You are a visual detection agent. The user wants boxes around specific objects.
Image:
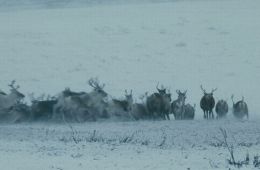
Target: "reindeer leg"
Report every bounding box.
[182,108,185,120]
[152,112,157,120]
[161,112,166,120]
[166,113,170,120]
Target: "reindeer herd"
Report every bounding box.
[0,79,249,123]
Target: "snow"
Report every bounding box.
[0,0,260,169]
[0,120,260,169]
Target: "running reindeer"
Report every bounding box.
[53,78,108,122]
[0,80,25,110]
[106,90,134,120]
[0,80,28,123]
[111,90,133,112]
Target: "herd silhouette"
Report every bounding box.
[0,79,249,123]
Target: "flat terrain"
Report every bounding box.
[0,120,259,170]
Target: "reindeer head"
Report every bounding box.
[176,90,187,104]
[200,85,217,98]
[156,83,166,95]
[8,80,25,99]
[62,88,71,97]
[125,90,134,111]
[88,78,107,97]
[125,90,133,104]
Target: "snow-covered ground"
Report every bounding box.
[0,0,260,169]
[0,120,260,170]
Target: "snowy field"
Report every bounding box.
[0,0,260,169]
[1,120,260,170]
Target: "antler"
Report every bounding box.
[88,77,105,90]
[156,82,166,91]
[8,80,20,90]
[231,94,235,104]
[156,82,160,91]
[211,88,217,93]
[166,88,171,94]
[176,90,187,95]
[65,87,70,91]
[200,85,206,93]
[125,89,133,96]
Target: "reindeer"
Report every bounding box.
[215,100,228,119]
[31,99,58,121]
[131,103,149,120]
[0,81,27,122]
[88,78,107,97]
[53,89,93,122]
[200,85,217,119]
[83,78,109,119]
[53,88,79,121]
[231,95,248,119]
[171,90,187,120]
[146,84,171,120]
[107,90,134,120]
[111,90,133,112]
[183,104,195,120]
[62,88,86,97]
[53,78,108,122]
[85,78,108,111]
[130,92,150,120]
[0,80,25,110]
[0,102,30,123]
